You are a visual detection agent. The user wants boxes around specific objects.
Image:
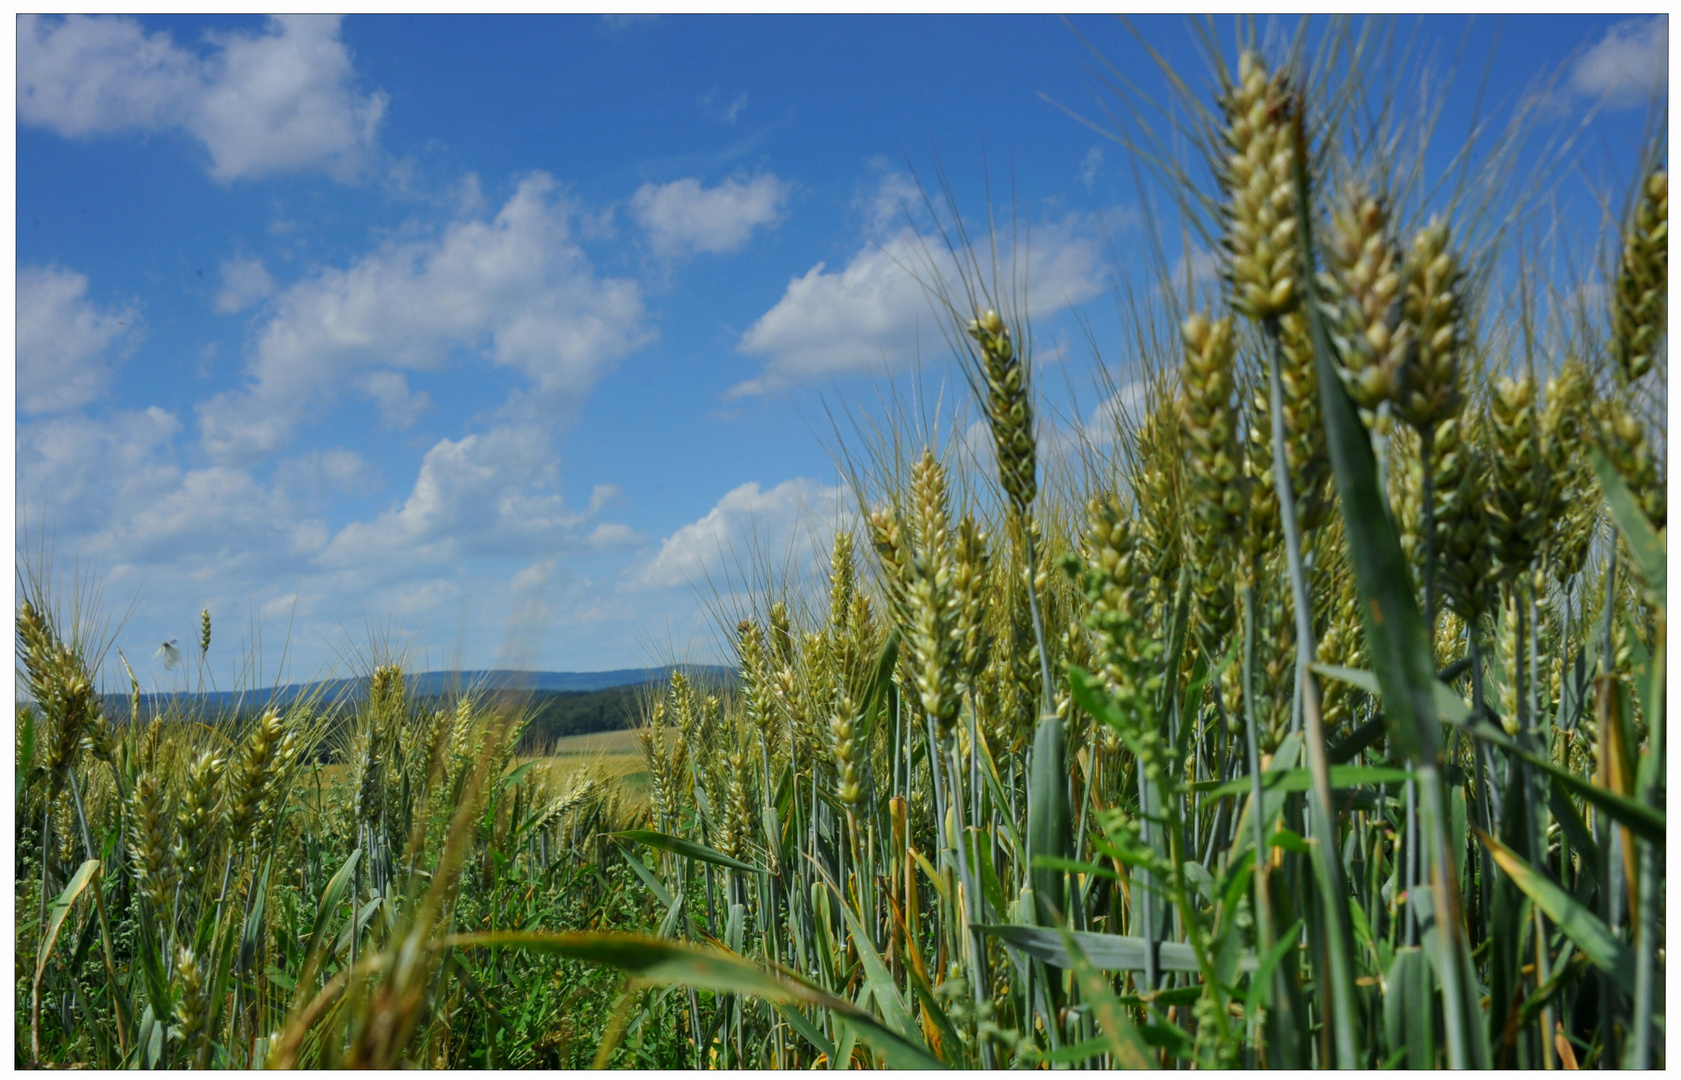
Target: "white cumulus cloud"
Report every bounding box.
[16,265,139,414]
[15,406,315,575]
[197,173,652,462]
[732,216,1107,396]
[630,173,791,260]
[1570,16,1667,108]
[17,407,181,541]
[16,403,636,681]
[18,14,386,182]
[320,424,601,569]
[635,477,847,590]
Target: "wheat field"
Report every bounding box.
[15,20,1666,1071]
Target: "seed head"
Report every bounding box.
[1320,187,1411,424]
[1220,50,1303,321]
[1390,427,1426,575]
[199,607,212,659]
[847,590,874,649]
[352,724,384,830]
[413,707,453,796]
[639,703,675,829]
[368,664,407,738]
[1178,310,1244,644]
[1396,217,1466,432]
[736,619,775,741]
[174,946,208,1062]
[226,708,286,841]
[1252,566,1296,752]
[129,770,176,911]
[1494,586,1523,736]
[966,308,1038,513]
[994,559,1042,754]
[767,601,795,669]
[829,690,864,806]
[827,532,856,640]
[446,696,478,769]
[719,743,753,854]
[1540,359,1600,583]
[1595,396,1665,531]
[953,513,992,681]
[724,743,758,853]
[1067,493,1161,730]
[532,775,600,835]
[17,601,103,787]
[903,451,965,738]
[1315,536,1367,733]
[1432,415,1496,620]
[1133,395,1185,596]
[83,711,117,766]
[1611,169,1667,387]
[1487,373,1545,578]
[142,713,162,772]
[173,751,223,882]
[16,600,55,700]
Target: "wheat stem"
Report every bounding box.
[1265,317,1358,1067]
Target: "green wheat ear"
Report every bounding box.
[1320,187,1410,427]
[1612,168,1667,387]
[1178,309,1244,646]
[1431,413,1495,621]
[1220,49,1303,321]
[225,708,286,843]
[172,945,209,1065]
[1397,217,1466,434]
[1540,359,1599,584]
[128,770,175,911]
[172,750,216,869]
[1134,393,1185,598]
[903,449,964,740]
[966,308,1037,515]
[1070,492,1159,722]
[1487,372,1545,579]
[1595,396,1666,532]
[952,512,992,683]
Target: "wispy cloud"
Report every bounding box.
[702,86,750,125]
[1078,146,1103,190]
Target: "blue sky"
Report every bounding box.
[13,14,1666,689]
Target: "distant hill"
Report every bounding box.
[92,664,735,720]
[520,685,648,747]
